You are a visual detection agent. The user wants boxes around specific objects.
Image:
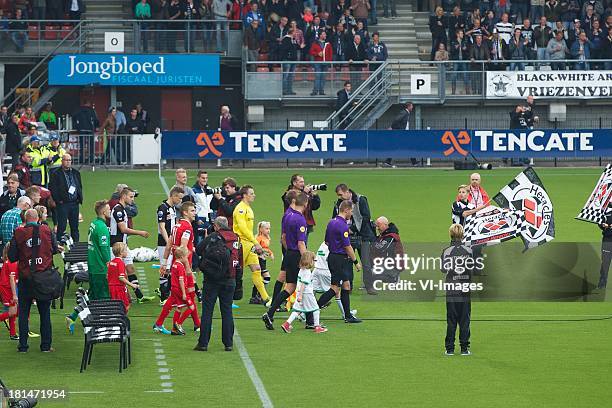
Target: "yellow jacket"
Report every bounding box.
[26,145,48,185]
[233,201,257,246]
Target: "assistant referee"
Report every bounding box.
[317,200,362,323]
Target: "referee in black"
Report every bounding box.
[441,224,473,356]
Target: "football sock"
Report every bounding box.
[336,297,345,319]
[252,271,269,300]
[0,312,8,321]
[317,288,336,308]
[286,311,300,324]
[128,275,143,299]
[159,274,170,301]
[305,312,314,326]
[251,286,258,299]
[155,300,174,326]
[263,275,271,284]
[190,298,201,327]
[272,280,283,303]
[341,289,351,319]
[267,290,290,319]
[9,315,16,336]
[172,311,181,325]
[313,310,321,326]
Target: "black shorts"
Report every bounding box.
[281,249,301,284]
[328,253,351,286]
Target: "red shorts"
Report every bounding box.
[109,285,130,311]
[168,292,188,308]
[0,286,14,307]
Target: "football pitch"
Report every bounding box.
[2,167,612,408]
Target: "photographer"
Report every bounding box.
[192,170,216,243]
[333,184,377,295]
[213,177,241,229]
[510,104,530,129]
[281,174,322,235]
[194,216,240,352]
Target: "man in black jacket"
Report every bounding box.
[280,28,298,95]
[72,102,99,165]
[0,174,25,220]
[5,115,22,166]
[390,102,417,166]
[335,81,352,129]
[212,177,241,229]
[345,34,369,87]
[333,183,377,294]
[65,0,86,20]
[372,216,404,284]
[48,154,83,241]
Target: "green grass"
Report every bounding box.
[2,167,612,408]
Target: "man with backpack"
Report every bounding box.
[194,216,241,352]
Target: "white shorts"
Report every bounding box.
[291,292,319,313]
[311,268,331,293]
[124,247,133,265]
[157,246,166,263]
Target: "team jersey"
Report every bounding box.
[170,219,194,262]
[170,260,187,294]
[185,269,195,289]
[256,233,274,258]
[314,242,329,270]
[297,268,314,294]
[0,260,18,288]
[110,203,128,245]
[88,217,112,274]
[233,201,256,246]
[451,199,475,226]
[157,201,177,246]
[107,257,127,288]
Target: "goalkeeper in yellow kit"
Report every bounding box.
[233,185,272,307]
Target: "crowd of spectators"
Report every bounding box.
[429,0,612,74]
[0,0,85,21]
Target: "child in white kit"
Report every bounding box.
[281,251,327,334]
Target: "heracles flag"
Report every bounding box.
[462,206,522,247]
[575,164,612,225]
[493,167,555,250]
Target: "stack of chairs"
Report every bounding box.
[60,237,89,309]
[74,288,132,373]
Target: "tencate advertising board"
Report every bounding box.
[48,54,220,86]
[161,129,611,160]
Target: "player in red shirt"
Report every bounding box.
[0,243,19,340]
[107,243,139,313]
[176,259,201,333]
[153,247,189,335]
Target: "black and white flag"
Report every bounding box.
[576,164,612,225]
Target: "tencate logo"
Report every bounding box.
[67,56,165,80]
[441,131,470,156]
[196,132,225,158]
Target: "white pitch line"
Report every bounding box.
[159,173,272,407]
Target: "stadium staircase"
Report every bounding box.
[83,0,134,53]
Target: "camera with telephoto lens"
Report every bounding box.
[211,187,223,195]
[0,379,38,408]
[308,184,327,191]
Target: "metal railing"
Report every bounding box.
[0,19,86,57]
[68,133,135,168]
[325,61,396,130]
[0,21,86,111]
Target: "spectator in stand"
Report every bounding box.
[345,34,369,87]
[553,20,568,40]
[490,28,509,69]
[434,42,450,61]
[218,106,240,130]
[333,0,349,25]
[5,116,22,167]
[32,0,46,20]
[531,0,545,21]
[467,7,482,31]
[0,105,8,142]
[339,8,357,31]
[213,0,231,52]
[469,34,490,94]
[582,0,604,19]
[167,0,182,53]
[568,18,582,48]
[67,0,86,20]
[589,18,605,68]
[289,20,306,60]
[509,28,528,69]
[450,29,471,94]
[183,0,200,52]
[135,0,152,53]
[244,19,262,69]
[39,103,57,131]
[383,0,397,19]
[331,22,349,61]
[512,0,531,23]
[280,28,298,95]
[560,0,580,30]
[482,10,497,34]
[8,9,27,53]
[448,6,466,42]
[270,16,289,61]
[495,12,514,44]
[571,30,592,69]
[244,2,265,36]
[230,0,248,28]
[534,16,553,60]
[150,0,167,52]
[305,15,323,49]
[48,0,64,22]
[546,29,569,69]
[268,0,287,19]
[466,18,485,42]
[429,6,448,61]
[604,26,612,70]
[200,0,214,50]
[368,0,377,26]
[495,0,512,21]
[285,0,302,24]
[135,102,149,132]
[582,5,597,33]
[544,0,562,26]
[353,20,370,47]
[351,0,371,27]
[520,18,536,60]
[115,108,127,134]
[0,175,25,220]
[72,101,99,165]
[310,30,333,96]
[367,32,388,64]
[17,106,36,134]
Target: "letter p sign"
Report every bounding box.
[410,74,431,95]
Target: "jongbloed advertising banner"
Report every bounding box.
[48,54,220,86]
[486,70,612,98]
[161,129,612,160]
